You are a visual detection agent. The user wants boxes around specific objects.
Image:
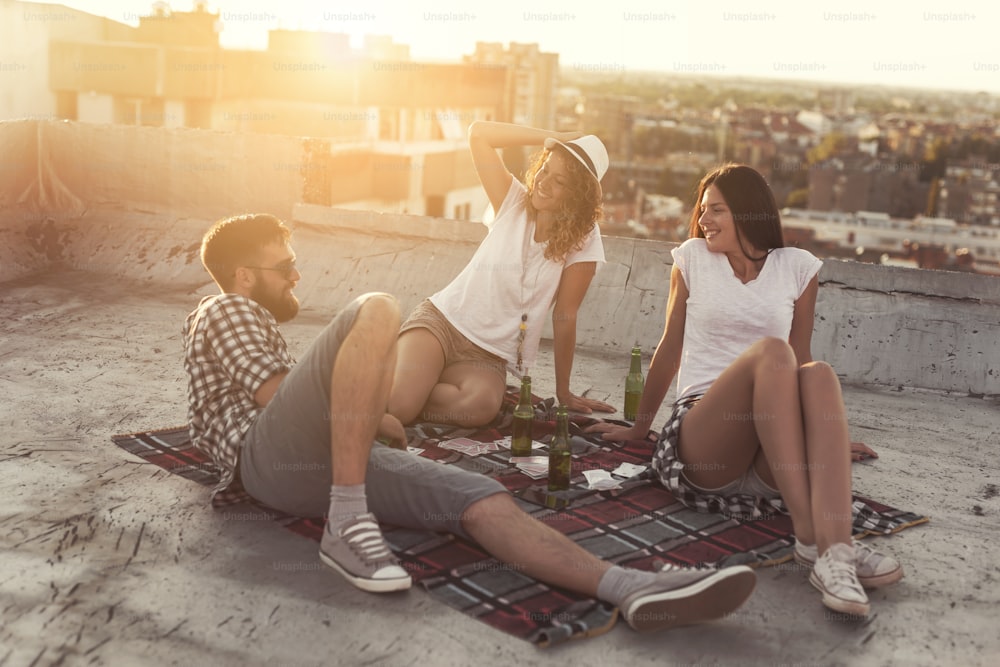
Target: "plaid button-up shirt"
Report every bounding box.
[183,293,293,506]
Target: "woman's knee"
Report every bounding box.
[797,361,843,404]
[798,360,837,385]
[437,386,502,427]
[471,388,504,423]
[749,337,797,374]
[451,395,502,427]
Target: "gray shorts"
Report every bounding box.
[681,465,781,499]
[239,293,507,540]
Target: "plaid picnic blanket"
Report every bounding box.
[112,390,928,646]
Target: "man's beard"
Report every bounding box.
[250,283,300,323]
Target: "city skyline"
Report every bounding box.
[32,0,1000,96]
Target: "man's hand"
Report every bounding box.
[558,390,615,415]
[376,413,407,450]
[850,441,878,462]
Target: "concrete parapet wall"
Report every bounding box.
[291,204,1000,396]
[2,119,997,395]
[812,260,999,395]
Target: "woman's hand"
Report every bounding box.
[559,390,615,415]
[583,420,647,442]
[850,441,878,461]
[376,413,408,450]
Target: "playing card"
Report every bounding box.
[439,437,489,456]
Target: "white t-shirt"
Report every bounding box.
[672,238,823,400]
[431,178,605,375]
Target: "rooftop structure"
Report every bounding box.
[2,120,999,666]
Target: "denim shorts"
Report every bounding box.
[681,462,781,499]
[653,394,782,518]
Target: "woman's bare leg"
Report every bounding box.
[387,328,445,425]
[424,362,506,427]
[388,329,505,428]
[798,361,853,553]
[677,337,815,545]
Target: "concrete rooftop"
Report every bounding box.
[2,120,999,666]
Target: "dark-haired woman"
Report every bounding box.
[388,121,615,428]
[589,164,903,617]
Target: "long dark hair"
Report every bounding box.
[688,164,783,261]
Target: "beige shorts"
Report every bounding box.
[399,299,507,380]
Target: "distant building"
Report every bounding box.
[464,41,558,129]
[47,9,506,140]
[361,35,410,62]
[32,3,511,221]
[304,138,485,220]
[581,94,639,157]
[795,110,832,136]
[782,208,1000,272]
[808,154,929,219]
[938,160,1000,226]
[0,1,133,122]
[461,41,559,178]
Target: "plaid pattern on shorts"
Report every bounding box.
[651,394,905,534]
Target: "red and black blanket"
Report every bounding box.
[112,390,927,646]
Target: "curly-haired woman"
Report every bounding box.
[388,121,615,427]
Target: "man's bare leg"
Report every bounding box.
[320,294,412,593]
[328,294,399,486]
[461,494,757,631]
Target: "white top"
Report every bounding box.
[672,238,823,400]
[431,178,605,375]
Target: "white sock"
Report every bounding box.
[795,538,817,559]
[328,484,368,532]
[596,566,658,607]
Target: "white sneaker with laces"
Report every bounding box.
[795,538,903,588]
[809,542,870,617]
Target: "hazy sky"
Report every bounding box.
[43,0,1000,93]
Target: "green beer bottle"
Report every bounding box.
[511,375,533,457]
[624,344,644,421]
[548,404,571,491]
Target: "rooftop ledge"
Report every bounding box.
[1,119,998,397]
[1,124,998,667]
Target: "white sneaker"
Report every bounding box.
[809,543,869,617]
[795,538,903,588]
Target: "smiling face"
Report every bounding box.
[697,185,739,253]
[529,150,573,212]
[687,164,785,261]
[246,241,301,323]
